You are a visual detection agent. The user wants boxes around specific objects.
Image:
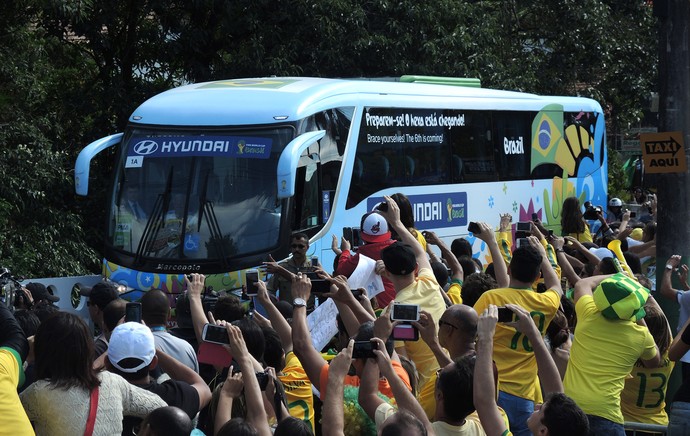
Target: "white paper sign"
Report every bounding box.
[307,297,340,351]
[346,254,385,298]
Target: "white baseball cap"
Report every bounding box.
[360,212,391,243]
[108,322,156,373]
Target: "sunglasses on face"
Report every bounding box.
[291,244,306,249]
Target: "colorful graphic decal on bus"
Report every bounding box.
[104,259,240,294]
[530,105,596,177]
[367,192,468,230]
[530,106,607,223]
[127,136,272,159]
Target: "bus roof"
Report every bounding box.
[129,77,603,127]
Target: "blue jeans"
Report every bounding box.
[497,390,533,436]
[668,401,690,436]
[587,415,625,436]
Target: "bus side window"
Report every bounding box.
[493,111,533,181]
[451,111,496,183]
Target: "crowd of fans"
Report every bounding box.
[4,188,690,436]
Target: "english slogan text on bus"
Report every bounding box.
[640,131,687,174]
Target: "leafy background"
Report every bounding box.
[0,0,656,277]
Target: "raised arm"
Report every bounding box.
[326,275,375,331]
[660,255,682,302]
[413,310,453,368]
[290,274,328,391]
[357,356,385,421]
[572,274,613,303]
[226,324,272,436]
[552,236,580,287]
[474,306,508,436]
[528,236,562,296]
[425,230,463,283]
[379,195,431,271]
[322,340,353,436]
[256,280,293,353]
[476,221,509,287]
[505,304,563,394]
[155,349,211,409]
[372,337,434,436]
[185,273,209,345]
[564,236,600,265]
[214,369,244,436]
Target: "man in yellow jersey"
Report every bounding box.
[375,195,447,390]
[563,274,659,435]
[0,301,34,435]
[474,305,589,436]
[473,236,562,436]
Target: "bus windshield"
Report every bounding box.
[108,126,294,266]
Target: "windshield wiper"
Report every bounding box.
[134,169,174,265]
[198,171,230,269]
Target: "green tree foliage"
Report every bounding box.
[0,0,657,277]
[0,1,98,276]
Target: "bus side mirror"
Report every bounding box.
[75,133,123,196]
[276,130,326,199]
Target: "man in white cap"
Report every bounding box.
[105,322,211,433]
[336,211,397,307]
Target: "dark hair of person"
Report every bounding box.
[103,299,127,332]
[458,255,478,276]
[274,416,313,436]
[109,357,151,381]
[13,309,40,337]
[214,295,246,323]
[292,232,309,243]
[472,257,483,272]
[561,197,585,234]
[484,263,496,281]
[232,317,265,362]
[333,253,341,274]
[262,326,285,372]
[541,392,589,436]
[391,193,415,229]
[216,417,258,436]
[431,261,449,289]
[461,273,498,308]
[141,289,170,326]
[33,304,59,323]
[643,301,672,357]
[380,409,427,436]
[560,296,575,328]
[438,355,476,422]
[451,238,473,259]
[597,257,618,275]
[398,355,419,397]
[139,406,193,436]
[354,321,394,356]
[623,251,642,275]
[34,311,100,391]
[509,245,542,283]
[546,310,569,349]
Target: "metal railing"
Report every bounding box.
[624,421,667,435]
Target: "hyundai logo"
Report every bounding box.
[133,140,159,155]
